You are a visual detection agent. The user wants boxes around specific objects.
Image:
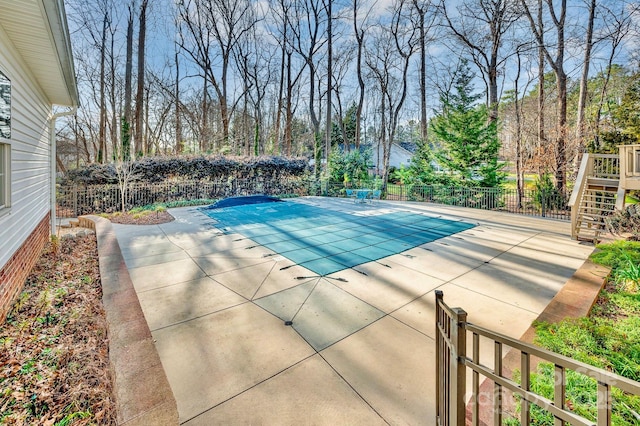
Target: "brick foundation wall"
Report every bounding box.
[0,214,50,323]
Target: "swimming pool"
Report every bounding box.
[201,200,475,275]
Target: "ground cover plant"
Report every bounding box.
[506,241,640,424]
[98,204,175,225]
[0,235,115,425]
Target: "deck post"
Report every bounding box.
[450,306,467,425]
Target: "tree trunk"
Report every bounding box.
[123,4,134,161]
[109,29,118,161]
[576,0,596,151]
[201,76,208,152]
[556,69,567,193]
[417,2,427,142]
[285,52,293,156]
[536,0,545,152]
[324,0,332,174]
[515,51,523,208]
[275,40,286,155]
[488,48,499,124]
[309,61,321,181]
[98,14,107,164]
[353,2,365,149]
[175,49,182,154]
[134,0,148,157]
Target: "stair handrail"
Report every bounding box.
[620,144,640,178]
[568,153,592,239]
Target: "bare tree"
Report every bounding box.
[134,0,148,157]
[575,0,597,151]
[331,48,356,150]
[323,0,332,173]
[440,0,521,124]
[177,0,258,152]
[412,0,436,142]
[289,0,327,178]
[365,0,418,189]
[592,1,637,147]
[521,0,569,193]
[122,2,134,161]
[96,8,111,163]
[174,47,183,154]
[536,0,546,154]
[352,0,374,149]
[267,0,294,155]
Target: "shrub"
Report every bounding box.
[61,155,310,185]
[605,204,640,240]
[532,173,566,212]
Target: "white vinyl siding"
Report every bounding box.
[0,22,52,272]
[0,142,9,210]
[0,68,9,211]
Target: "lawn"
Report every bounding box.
[507,241,640,424]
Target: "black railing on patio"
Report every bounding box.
[321,182,570,221]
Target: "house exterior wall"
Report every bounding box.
[0,21,54,322]
[0,214,49,321]
[371,143,415,175]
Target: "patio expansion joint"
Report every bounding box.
[316,350,389,424]
[179,352,319,425]
[148,299,252,333]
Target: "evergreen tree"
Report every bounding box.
[429,61,504,187]
[331,103,358,148]
[613,72,640,142]
[327,146,371,183]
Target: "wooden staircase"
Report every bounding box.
[570,146,640,243]
[573,178,619,243]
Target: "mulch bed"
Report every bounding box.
[0,235,116,425]
[0,211,175,424]
[103,210,174,225]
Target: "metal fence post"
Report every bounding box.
[436,291,467,426]
[435,291,443,425]
[73,185,78,217]
[450,306,467,425]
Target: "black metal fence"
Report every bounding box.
[320,182,570,220]
[56,178,570,221]
[56,178,310,217]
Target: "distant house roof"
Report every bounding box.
[370,143,415,170]
[398,142,417,153]
[0,0,78,106]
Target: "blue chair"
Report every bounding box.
[356,189,369,203]
[345,189,356,201]
[369,190,381,203]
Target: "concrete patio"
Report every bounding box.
[111,197,594,425]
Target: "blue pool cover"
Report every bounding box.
[201,201,475,276]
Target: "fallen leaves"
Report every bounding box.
[0,235,115,425]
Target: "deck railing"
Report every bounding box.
[590,154,620,179]
[620,144,640,192]
[435,291,640,425]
